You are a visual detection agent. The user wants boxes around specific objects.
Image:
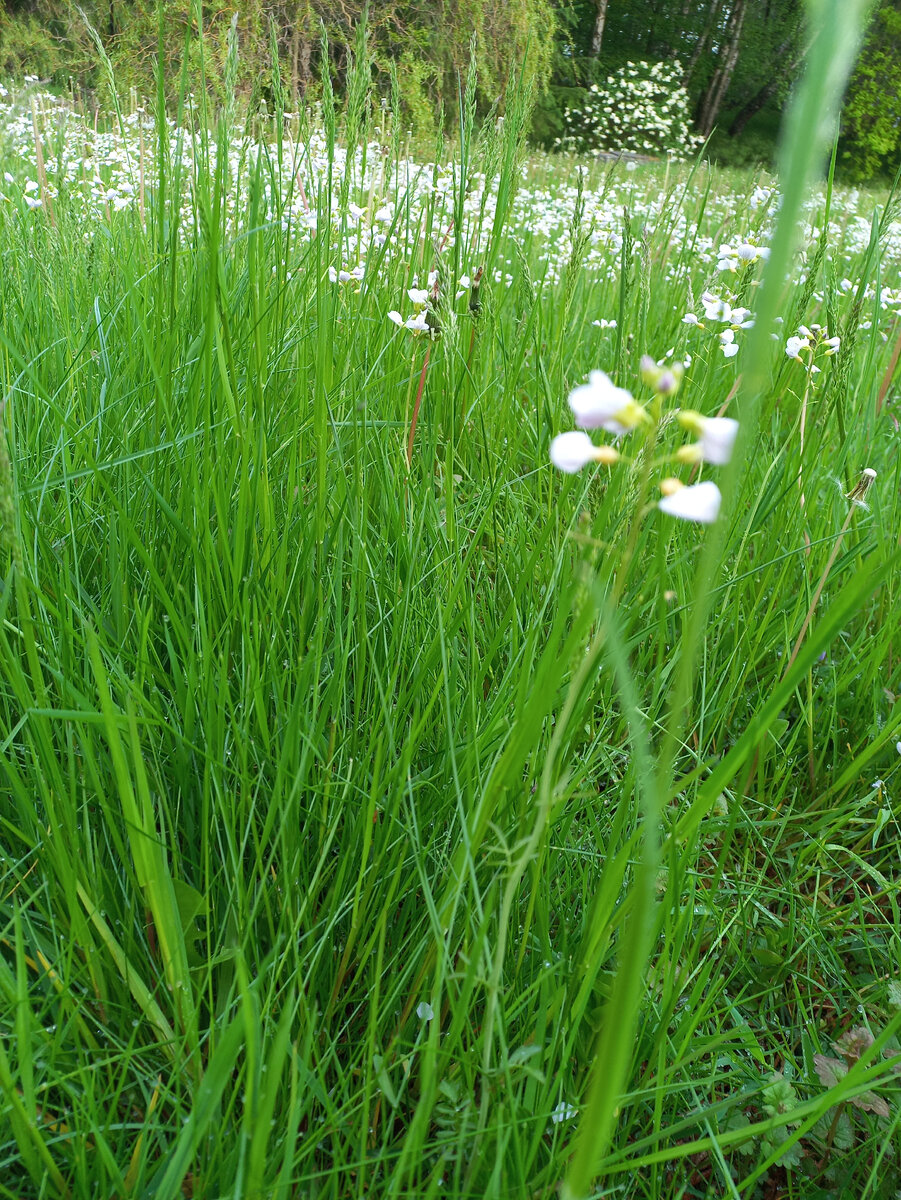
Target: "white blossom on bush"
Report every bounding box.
[556,60,703,160]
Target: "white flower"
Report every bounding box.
[407,288,429,306]
[702,292,732,322]
[568,371,646,434]
[405,311,431,334]
[330,265,363,284]
[785,335,809,360]
[659,480,722,524]
[416,1002,434,1021]
[550,1101,578,1124]
[824,335,841,354]
[896,741,901,756]
[682,312,701,326]
[678,413,739,465]
[735,241,767,263]
[677,413,739,464]
[730,307,754,328]
[719,330,739,358]
[550,431,618,473]
[388,310,432,335]
[698,417,738,464]
[750,184,773,210]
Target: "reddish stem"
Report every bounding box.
[877,319,901,416]
[406,343,431,467]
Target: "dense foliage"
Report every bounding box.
[0,0,554,131]
[841,0,901,179]
[540,0,901,178]
[2,1,901,176]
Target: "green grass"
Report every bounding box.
[1,6,900,1197]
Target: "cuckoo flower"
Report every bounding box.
[568,371,648,435]
[658,479,722,524]
[550,431,620,474]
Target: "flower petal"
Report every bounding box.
[658,481,722,524]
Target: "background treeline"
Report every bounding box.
[548,0,901,178]
[0,0,899,178]
[0,0,556,137]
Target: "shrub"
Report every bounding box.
[555,59,703,160]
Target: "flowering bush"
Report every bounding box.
[556,60,703,160]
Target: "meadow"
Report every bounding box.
[0,25,900,1200]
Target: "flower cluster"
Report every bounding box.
[556,60,704,160]
[749,184,776,211]
[682,292,755,360]
[785,324,840,370]
[549,360,738,525]
[388,279,442,337]
[716,239,770,273]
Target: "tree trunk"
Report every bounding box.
[589,0,609,56]
[644,0,668,53]
[697,0,748,135]
[299,38,312,85]
[727,42,804,136]
[685,0,724,86]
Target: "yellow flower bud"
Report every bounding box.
[615,399,652,428]
[676,409,704,435]
[659,477,684,497]
[676,443,703,464]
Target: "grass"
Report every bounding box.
[1,7,900,1197]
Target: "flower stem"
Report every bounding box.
[406,344,431,468]
[782,502,856,679]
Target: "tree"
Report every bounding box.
[841,0,901,178]
[727,35,804,137]
[696,0,748,135]
[589,0,608,55]
[685,0,726,85]
[0,0,555,130]
[722,0,806,137]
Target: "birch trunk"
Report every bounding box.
[589,0,609,57]
[697,0,748,135]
